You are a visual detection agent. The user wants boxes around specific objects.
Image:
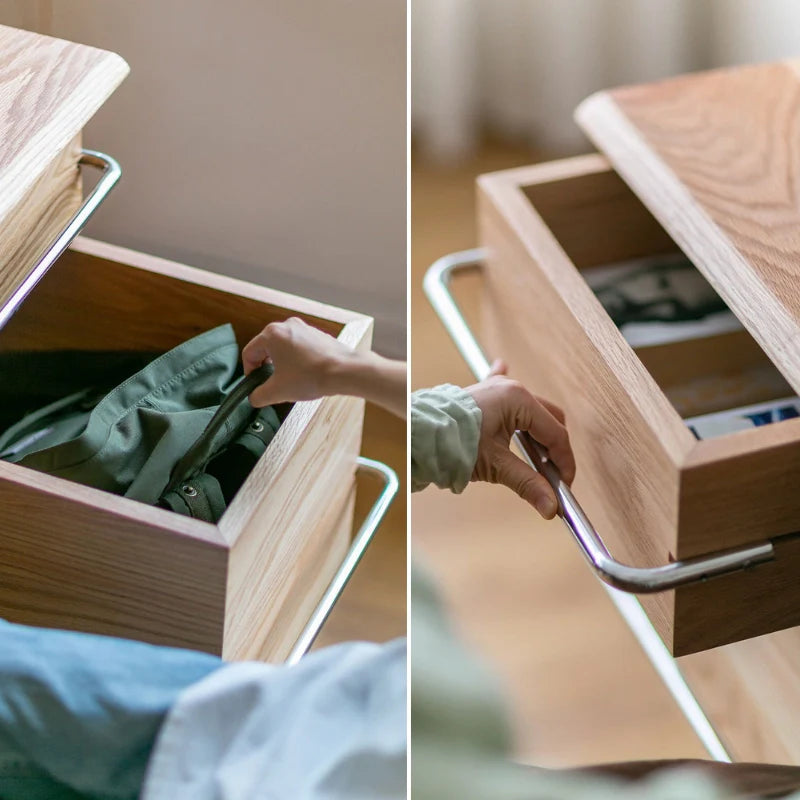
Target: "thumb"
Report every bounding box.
[494,450,559,519]
[487,358,508,378]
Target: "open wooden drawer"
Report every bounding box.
[427,60,800,657]
[0,229,396,665]
[0,232,387,662]
[474,154,800,656]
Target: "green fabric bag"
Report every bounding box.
[0,325,283,523]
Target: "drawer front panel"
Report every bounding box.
[0,463,228,653]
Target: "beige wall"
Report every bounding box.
[1,1,406,355]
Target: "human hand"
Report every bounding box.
[243,317,359,407]
[243,317,407,417]
[466,361,575,519]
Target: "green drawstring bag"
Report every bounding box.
[0,324,283,523]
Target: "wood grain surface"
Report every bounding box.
[0,25,127,308]
[576,60,800,398]
[0,237,365,353]
[1,132,83,305]
[0,240,371,661]
[0,461,228,652]
[258,485,355,662]
[222,330,371,662]
[312,408,407,649]
[479,155,800,654]
[479,156,694,562]
[681,626,800,765]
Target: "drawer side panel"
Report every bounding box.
[478,178,684,568]
[258,482,355,663]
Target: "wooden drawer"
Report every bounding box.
[0,236,372,662]
[478,154,800,656]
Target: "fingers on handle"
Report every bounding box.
[242,332,271,375]
[512,389,576,485]
[487,359,508,378]
[496,451,559,519]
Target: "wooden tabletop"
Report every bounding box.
[577,61,800,396]
[0,24,127,308]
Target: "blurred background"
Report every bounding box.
[0,0,407,655]
[1,0,406,357]
[413,0,800,161]
[411,0,800,770]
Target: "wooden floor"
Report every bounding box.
[313,402,407,649]
[411,142,708,767]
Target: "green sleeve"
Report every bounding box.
[410,385,481,494]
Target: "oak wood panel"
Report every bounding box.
[635,331,791,418]
[0,461,228,652]
[680,420,800,561]
[479,159,693,561]
[1,132,82,301]
[0,24,127,307]
[222,390,368,662]
[681,627,800,765]
[479,176,681,651]
[576,61,800,398]
[255,484,355,663]
[519,155,676,269]
[673,533,800,655]
[0,237,362,353]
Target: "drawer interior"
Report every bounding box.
[0,244,346,517]
[0,247,343,353]
[522,169,794,436]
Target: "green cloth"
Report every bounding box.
[0,325,282,523]
[409,385,731,800]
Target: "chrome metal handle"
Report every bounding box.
[423,249,775,593]
[285,456,399,665]
[0,149,121,332]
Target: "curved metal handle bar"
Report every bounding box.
[285,456,399,665]
[0,149,122,332]
[423,248,775,593]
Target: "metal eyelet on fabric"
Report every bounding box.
[182,484,198,497]
[250,420,265,433]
